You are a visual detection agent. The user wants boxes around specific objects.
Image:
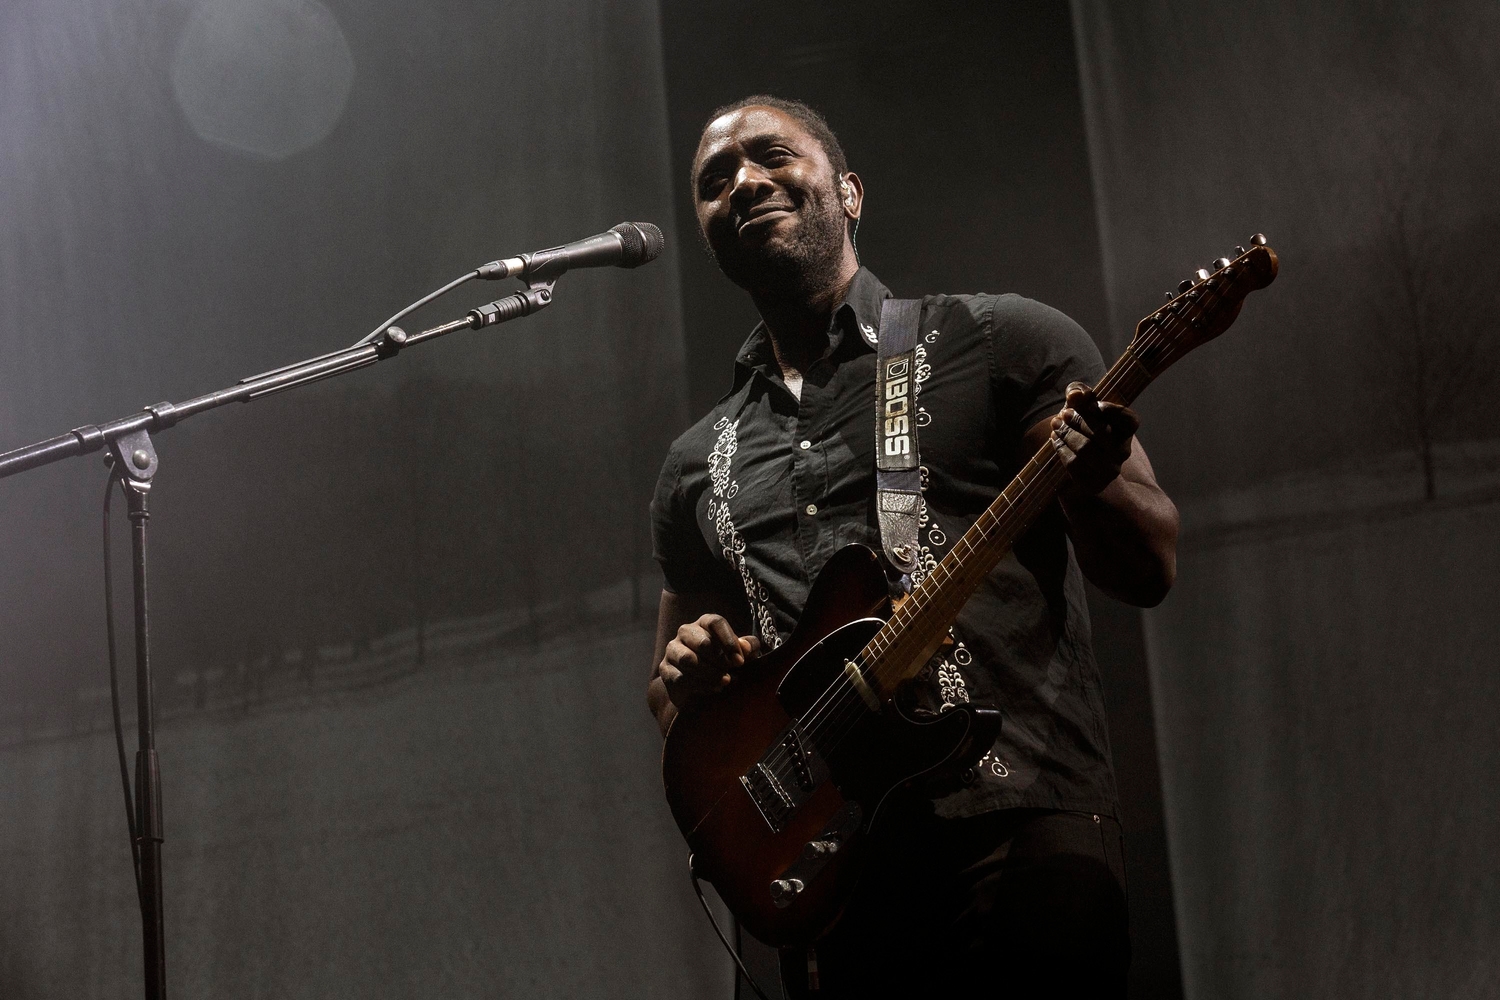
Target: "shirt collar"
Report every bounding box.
[727,267,892,395]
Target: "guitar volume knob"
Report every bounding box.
[806,839,839,858]
[770,878,805,903]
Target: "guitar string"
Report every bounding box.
[764,363,1140,772]
[802,286,1214,751]
[762,277,1217,778]
[758,265,1245,779]
[769,313,1174,774]
[794,269,1233,756]
[804,278,1218,751]
[790,345,1153,761]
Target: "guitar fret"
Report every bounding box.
[858,255,1254,688]
[814,244,1273,759]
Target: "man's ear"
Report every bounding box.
[839,172,864,220]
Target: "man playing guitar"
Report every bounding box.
[648,95,1180,997]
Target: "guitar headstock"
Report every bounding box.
[1129,234,1279,376]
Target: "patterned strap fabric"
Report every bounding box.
[876,298,923,576]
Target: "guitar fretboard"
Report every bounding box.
[792,239,1274,760]
[860,343,1157,690]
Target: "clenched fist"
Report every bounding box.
[659,613,762,713]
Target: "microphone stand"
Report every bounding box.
[0,277,555,1000]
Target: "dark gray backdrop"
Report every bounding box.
[3,2,1496,998]
[1,1,723,997]
[1073,3,1500,998]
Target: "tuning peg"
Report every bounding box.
[1164,291,1175,301]
[1234,245,1247,255]
[1177,278,1194,292]
[1212,257,1232,270]
[1193,268,1211,282]
[1250,233,1267,246]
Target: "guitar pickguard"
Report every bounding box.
[739,616,884,833]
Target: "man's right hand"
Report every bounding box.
[659,613,762,713]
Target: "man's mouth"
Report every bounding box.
[736,204,793,234]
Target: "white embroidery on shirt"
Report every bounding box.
[907,330,973,711]
[706,417,781,649]
[935,631,973,710]
[975,748,1012,778]
[907,499,934,587]
[914,329,938,427]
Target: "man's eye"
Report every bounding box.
[699,177,726,198]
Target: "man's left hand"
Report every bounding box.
[1049,382,1140,496]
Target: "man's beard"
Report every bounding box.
[708,187,848,299]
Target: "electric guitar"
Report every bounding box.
[662,237,1279,947]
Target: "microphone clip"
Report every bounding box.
[467,277,555,330]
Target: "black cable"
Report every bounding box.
[350,269,481,348]
[689,855,774,1000]
[103,473,142,901]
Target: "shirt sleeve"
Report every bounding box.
[986,294,1108,435]
[650,445,721,596]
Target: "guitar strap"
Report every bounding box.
[875,298,923,578]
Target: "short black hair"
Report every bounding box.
[696,94,849,182]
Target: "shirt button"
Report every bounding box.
[805,504,818,516]
[800,440,812,450]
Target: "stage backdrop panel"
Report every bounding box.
[0,620,732,999]
[1072,3,1500,997]
[0,0,713,995]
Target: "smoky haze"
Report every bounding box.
[1074,3,1500,997]
[0,0,684,725]
[0,2,724,996]
[1,1,1496,998]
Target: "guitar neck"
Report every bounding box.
[855,237,1276,696]
[861,343,1156,691]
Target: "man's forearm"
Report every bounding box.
[1060,474,1179,607]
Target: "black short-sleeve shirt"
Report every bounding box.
[651,268,1118,820]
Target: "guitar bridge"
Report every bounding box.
[739,723,829,833]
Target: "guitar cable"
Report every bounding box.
[689,854,776,1000]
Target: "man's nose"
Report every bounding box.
[729,163,773,203]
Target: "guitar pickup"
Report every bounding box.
[782,727,817,793]
[740,723,830,834]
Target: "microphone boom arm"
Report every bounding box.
[0,225,643,1000]
[0,265,565,995]
[0,276,562,479]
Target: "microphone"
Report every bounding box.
[478,222,664,282]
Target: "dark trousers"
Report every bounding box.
[777,807,1129,998]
